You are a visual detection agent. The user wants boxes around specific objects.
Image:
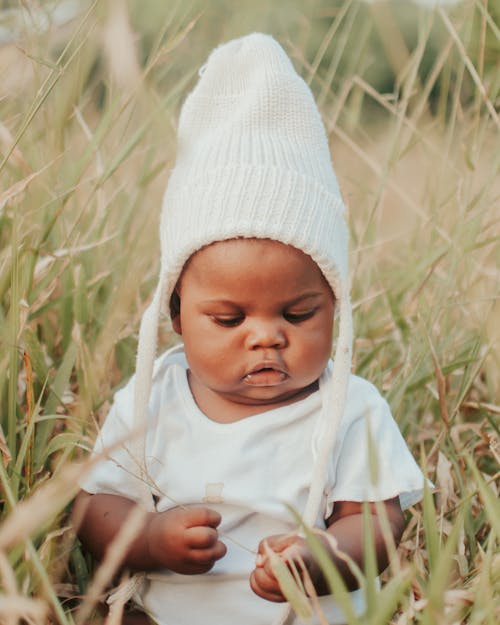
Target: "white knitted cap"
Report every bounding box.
[134,33,353,533]
[161,33,348,307]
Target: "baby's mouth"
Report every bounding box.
[244,365,288,387]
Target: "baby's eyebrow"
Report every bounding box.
[201,293,325,306]
[285,292,325,305]
[200,299,242,306]
[199,300,247,313]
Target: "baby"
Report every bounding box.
[74,33,426,625]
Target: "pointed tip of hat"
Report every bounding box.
[201,32,292,82]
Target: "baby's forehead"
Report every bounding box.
[175,237,334,301]
[183,237,319,277]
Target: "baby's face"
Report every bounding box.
[172,238,335,422]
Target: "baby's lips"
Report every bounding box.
[255,553,265,567]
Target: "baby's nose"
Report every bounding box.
[245,319,287,350]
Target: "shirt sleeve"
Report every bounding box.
[79,375,149,503]
[79,346,185,502]
[325,377,427,515]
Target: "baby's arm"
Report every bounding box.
[250,497,404,602]
[73,491,227,574]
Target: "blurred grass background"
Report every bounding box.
[0,0,498,623]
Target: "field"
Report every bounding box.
[0,0,499,623]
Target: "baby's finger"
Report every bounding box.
[189,540,227,564]
[257,534,294,557]
[180,558,221,575]
[253,564,277,588]
[185,525,219,549]
[250,568,285,603]
[184,507,222,529]
[255,553,265,567]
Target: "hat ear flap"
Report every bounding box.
[302,283,352,526]
[134,276,164,430]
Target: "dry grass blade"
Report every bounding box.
[285,507,361,625]
[262,542,313,622]
[306,0,353,85]
[0,120,30,172]
[436,451,455,512]
[0,0,100,175]
[488,432,500,466]
[424,326,450,428]
[0,463,83,550]
[104,571,131,625]
[369,1,412,83]
[0,596,47,624]
[461,401,500,415]
[438,7,500,129]
[75,504,148,625]
[102,0,141,91]
[0,424,12,468]
[329,124,449,241]
[295,554,330,625]
[0,160,56,214]
[0,552,17,597]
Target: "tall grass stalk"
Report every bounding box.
[0,0,498,623]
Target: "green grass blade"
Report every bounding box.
[7,213,20,460]
[467,457,500,538]
[421,511,465,625]
[362,503,379,617]
[365,567,413,625]
[422,486,439,571]
[287,507,361,625]
[34,341,78,470]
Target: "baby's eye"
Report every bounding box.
[212,315,244,328]
[284,309,316,323]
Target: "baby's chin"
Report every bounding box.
[225,380,320,408]
[188,370,320,422]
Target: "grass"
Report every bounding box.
[0,0,498,623]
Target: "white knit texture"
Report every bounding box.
[159,33,348,307]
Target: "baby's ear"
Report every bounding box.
[169,288,182,334]
[172,314,182,335]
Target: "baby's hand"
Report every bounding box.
[250,534,318,603]
[147,506,226,574]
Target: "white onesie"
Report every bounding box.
[81,344,426,625]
